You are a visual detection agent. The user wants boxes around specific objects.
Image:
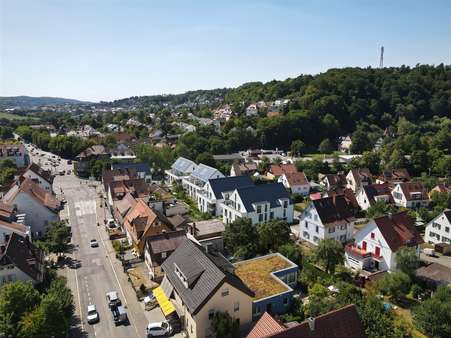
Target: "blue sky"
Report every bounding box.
[1,0,450,102]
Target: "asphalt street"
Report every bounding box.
[54,175,146,338]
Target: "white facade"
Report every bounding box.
[8,192,59,238]
[278,174,309,196]
[0,264,35,286]
[346,170,371,192]
[0,223,30,246]
[392,184,430,208]
[22,168,52,192]
[221,190,293,226]
[356,188,391,211]
[299,203,354,246]
[197,182,225,216]
[424,212,451,245]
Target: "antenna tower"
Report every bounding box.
[379,46,384,68]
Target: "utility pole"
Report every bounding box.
[379,46,384,68]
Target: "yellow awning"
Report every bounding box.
[153,286,176,317]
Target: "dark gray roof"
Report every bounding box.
[147,230,186,254]
[235,183,291,212]
[161,238,253,315]
[112,162,151,175]
[209,176,254,199]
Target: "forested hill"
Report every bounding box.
[0,96,90,108]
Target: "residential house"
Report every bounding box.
[318,173,346,191]
[299,196,355,246]
[109,144,136,163]
[197,176,254,216]
[324,187,360,214]
[111,162,152,183]
[234,253,299,320]
[144,229,186,280]
[424,210,451,245]
[0,202,30,246]
[376,168,411,185]
[21,162,54,192]
[247,304,365,338]
[75,145,109,177]
[346,168,372,192]
[391,182,430,208]
[123,199,173,255]
[338,135,352,154]
[429,183,451,197]
[182,164,224,200]
[0,143,28,168]
[102,167,138,192]
[0,233,45,285]
[187,219,226,252]
[356,183,394,210]
[246,104,258,116]
[267,164,297,180]
[160,238,254,338]
[221,183,293,225]
[230,162,258,177]
[2,179,60,238]
[107,178,150,208]
[112,132,136,144]
[278,172,309,196]
[345,212,423,272]
[165,157,197,185]
[112,193,137,227]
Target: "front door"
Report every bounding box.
[375,246,381,257]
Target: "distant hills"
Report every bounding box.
[0,96,91,109]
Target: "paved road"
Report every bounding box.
[54,175,146,338]
[24,142,73,175]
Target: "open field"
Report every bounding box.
[0,111,39,121]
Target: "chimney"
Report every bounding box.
[307,317,315,331]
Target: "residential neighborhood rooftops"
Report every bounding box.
[269,164,297,177]
[397,182,429,201]
[171,157,196,174]
[234,254,294,300]
[362,183,393,204]
[312,195,355,226]
[373,212,423,252]
[283,172,308,186]
[415,262,451,286]
[190,163,224,183]
[235,183,290,211]
[76,144,107,159]
[188,219,225,239]
[147,230,186,255]
[378,168,411,183]
[209,175,254,199]
[26,162,53,184]
[246,312,285,338]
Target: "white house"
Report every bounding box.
[345,212,423,272]
[221,183,293,225]
[165,157,197,185]
[338,136,352,154]
[0,143,28,168]
[182,164,224,200]
[197,176,254,216]
[246,104,258,116]
[356,183,394,210]
[346,168,372,192]
[21,162,54,193]
[2,179,60,238]
[424,210,451,245]
[299,196,355,246]
[391,182,430,208]
[0,202,30,246]
[278,172,310,196]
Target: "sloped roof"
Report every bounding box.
[191,163,224,183]
[76,144,107,159]
[111,162,151,175]
[188,219,225,238]
[232,162,258,176]
[374,212,424,252]
[209,175,254,199]
[398,182,429,201]
[312,195,355,226]
[171,157,197,174]
[362,183,394,204]
[350,168,372,185]
[379,168,411,182]
[284,172,309,186]
[236,183,290,212]
[161,238,254,315]
[0,202,14,220]
[265,304,365,338]
[113,193,137,223]
[323,173,347,188]
[416,262,451,285]
[147,230,186,255]
[26,162,53,184]
[247,312,284,338]
[269,164,297,177]
[109,178,150,200]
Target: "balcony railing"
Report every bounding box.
[345,244,383,260]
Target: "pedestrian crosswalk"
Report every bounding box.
[74,200,96,217]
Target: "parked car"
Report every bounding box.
[112,305,128,326]
[106,291,122,308]
[146,321,172,337]
[423,248,435,256]
[87,304,99,324]
[90,239,99,247]
[70,260,81,269]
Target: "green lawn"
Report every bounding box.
[0,111,38,121]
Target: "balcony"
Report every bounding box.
[345,244,382,260]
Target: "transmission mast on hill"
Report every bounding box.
[379,46,384,68]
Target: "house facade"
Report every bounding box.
[165,157,197,185]
[345,212,423,272]
[182,164,224,201]
[21,163,54,192]
[424,210,451,245]
[356,183,393,210]
[0,143,28,168]
[299,196,355,246]
[278,172,309,196]
[221,183,293,226]
[346,168,372,192]
[391,182,430,208]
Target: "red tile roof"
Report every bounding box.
[284,172,309,186]
[398,182,429,201]
[374,212,424,252]
[378,168,410,183]
[270,164,297,177]
[247,312,285,338]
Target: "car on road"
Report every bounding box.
[112,305,128,326]
[146,321,172,337]
[106,291,122,308]
[70,260,81,269]
[87,304,99,324]
[90,239,99,247]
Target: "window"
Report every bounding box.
[303,231,310,239]
[254,305,261,315]
[283,297,288,305]
[234,301,240,312]
[315,226,319,233]
[328,227,335,233]
[257,206,262,213]
[259,214,263,222]
[221,288,229,297]
[161,252,167,259]
[446,227,450,233]
[270,212,274,220]
[313,236,319,243]
[371,232,375,239]
[208,309,215,320]
[305,221,308,229]
[340,234,346,242]
[340,224,347,230]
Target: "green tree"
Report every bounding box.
[395,247,420,277]
[0,281,41,337]
[318,138,334,154]
[314,239,344,274]
[357,295,396,338]
[211,311,240,338]
[377,272,411,303]
[223,218,258,259]
[15,125,33,142]
[291,140,306,157]
[42,221,71,255]
[195,152,216,168]
[365,200,398,219]
[256,220,291,253]
[350,129,372,154]
[278,242,302,265]
[0,158,17,185]
[413,286,451,338]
